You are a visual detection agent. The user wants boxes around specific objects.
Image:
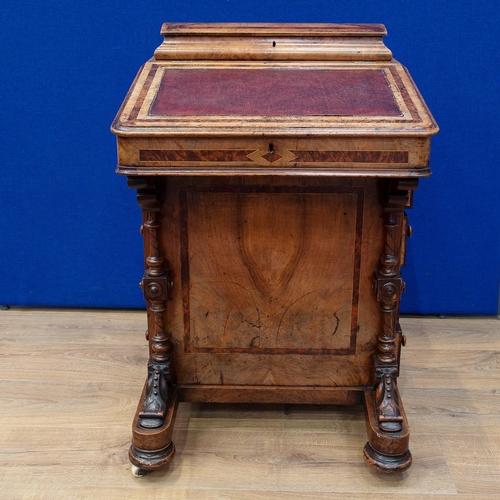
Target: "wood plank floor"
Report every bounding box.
[1,309,499,499]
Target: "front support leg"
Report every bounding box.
[363,179,417,473]
[128,177,178,473]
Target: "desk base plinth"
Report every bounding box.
[129,385,178,472]
[128,383,412,475]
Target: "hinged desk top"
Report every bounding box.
[112,23,438,177]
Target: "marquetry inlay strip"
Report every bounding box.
[139,150,255,162]
[139,149,409,165]
[292,150,409,164]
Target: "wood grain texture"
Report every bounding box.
[292,150,409,164]
[160,176,383,390]
[138,148,410,166]
[154,23,391,62]
[140,149,255,163]
[117,136,430,176]
[1,310,499,497]
[160,23,389,36]
[181,186,362,355]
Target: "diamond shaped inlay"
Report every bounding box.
[261,151,284,163]
[246,148,298,165]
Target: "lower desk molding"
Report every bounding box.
[178,385,364,405]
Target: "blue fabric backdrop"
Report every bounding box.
[1,1,499,314]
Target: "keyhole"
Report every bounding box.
[269,143,274,153]
[272,41,276,47]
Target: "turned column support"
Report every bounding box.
[127,177,177,472]
[363,178,418,473]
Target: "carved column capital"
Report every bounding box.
[127,176,162,212]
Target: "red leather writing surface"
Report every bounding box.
[149,68,402,117]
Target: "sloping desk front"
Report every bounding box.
[111,23,438,475]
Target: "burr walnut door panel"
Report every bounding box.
[161,178,384,389]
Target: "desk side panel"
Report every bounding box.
[160,177,383,390]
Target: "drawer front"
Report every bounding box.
[116,136,431,176]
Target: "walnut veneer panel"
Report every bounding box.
[116,136,430,176]
[154,23,392,62]
[159,177,383,389]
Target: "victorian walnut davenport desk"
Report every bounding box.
[111,23,438,475]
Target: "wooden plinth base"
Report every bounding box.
[363,443,412,473]
[362,387,412,473]
[129,441,176,471]
[129,385,179,471]
[128,384,412,473]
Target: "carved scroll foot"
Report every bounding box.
[130,384,178,472]
[375,369,403,432]
[363,385,411,473]
[139,362,171,429]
